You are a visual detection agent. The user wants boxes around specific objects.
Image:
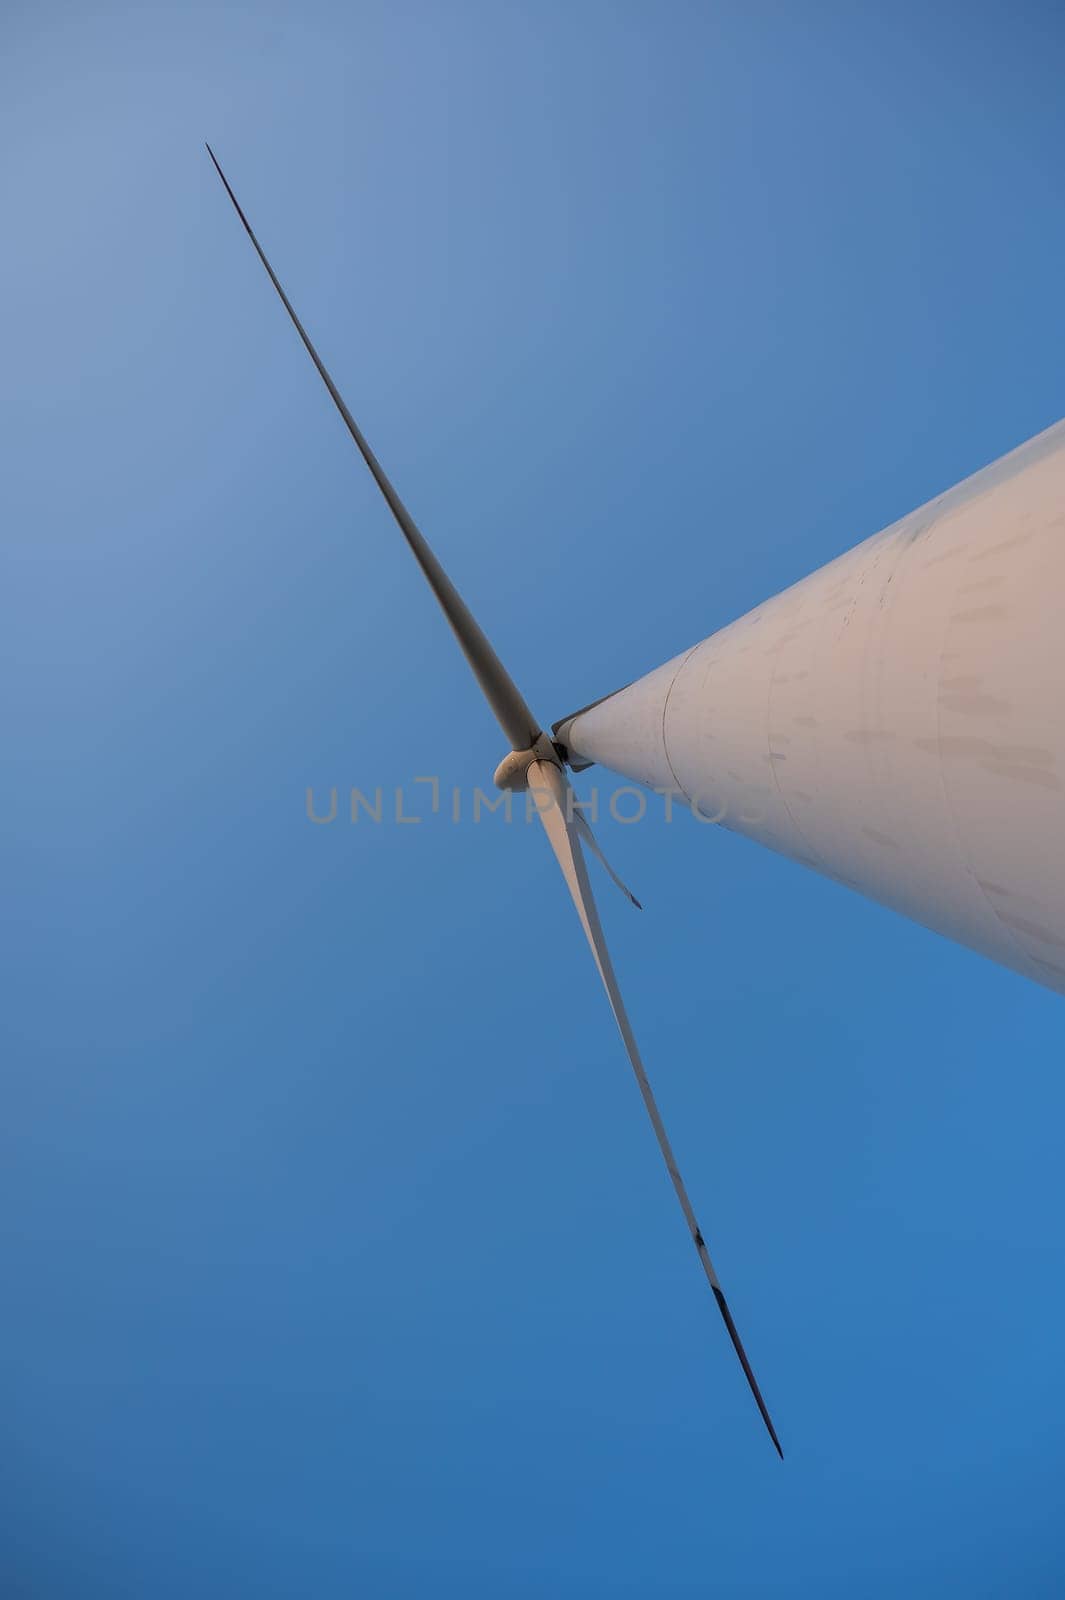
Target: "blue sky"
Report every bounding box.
[3,2,1065,1594]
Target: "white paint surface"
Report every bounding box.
[563,420,1065,994]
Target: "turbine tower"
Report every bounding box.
[556,424,1065,997]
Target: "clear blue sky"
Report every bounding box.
[3,3,1065,1594]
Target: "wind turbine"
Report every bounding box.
[207,146,1065,1455]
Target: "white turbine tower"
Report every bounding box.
[555,422,1065,998]
[208,146,1065,1454]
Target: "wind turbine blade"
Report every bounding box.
[528,759,783,1458]
[571,812,642,909]
[204,144,539,752]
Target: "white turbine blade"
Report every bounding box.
[528,759,783,1458]
[205,144,539,752]
[571,812,642,910]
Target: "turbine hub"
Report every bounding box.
[492,747,538,791]
[493,735,565,790]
